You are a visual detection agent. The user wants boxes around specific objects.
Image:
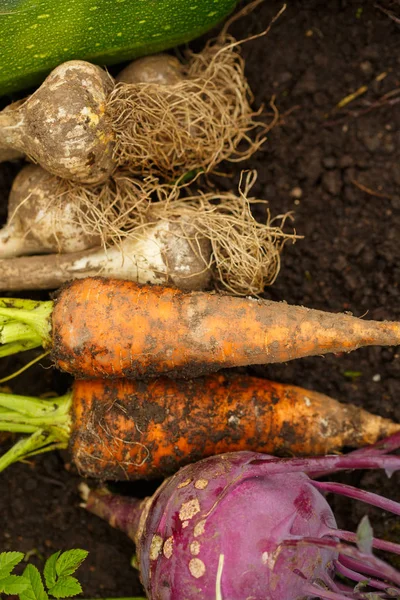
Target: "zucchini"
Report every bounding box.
[0,0,238,96]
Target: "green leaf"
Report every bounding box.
[55,550,88,578]
[356,515,374,555]
[20,564,48,600]
[43,552,60,590]
[48,576,82,599]
[0,551,24,578]
[0,574,29,594]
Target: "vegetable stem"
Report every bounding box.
[0,338,42,357]
[0,298,53,354]
[81,485,144,545]
[0,429,67,472]
[0,391,72,470]
[0,320,40,344]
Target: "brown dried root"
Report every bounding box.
[107,32,274,181]
[142,171,298,296]
[55,173,156,248]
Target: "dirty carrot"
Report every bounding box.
[0,373,399,480]
[0,277,400,379]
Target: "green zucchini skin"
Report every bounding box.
[0,0,238,96]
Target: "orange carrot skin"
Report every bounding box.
[70,373,399,480]
[51,278,400,379]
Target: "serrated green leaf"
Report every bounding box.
[48,576,82,599]
[356,515,373,555]
[0,574,29,594]
[20,564,48,600]
[44,552,60,590]
[0,551,25,579]
[55,550,88,578]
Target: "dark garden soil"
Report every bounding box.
[1,0,400,596]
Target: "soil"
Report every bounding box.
[1,0,400,597]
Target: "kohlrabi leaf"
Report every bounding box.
[356,515,374,555]
[0,551,24,579]
[0,574,29,594]
[20,564,48,600]
[43,552,60,590]
[48,576,82,599]
[55,550,88,578]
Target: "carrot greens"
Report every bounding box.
[0,549,88,600]
[0,551,146,600]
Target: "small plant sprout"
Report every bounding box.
[81,440,400,599]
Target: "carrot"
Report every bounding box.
[0,277,399,378]
[0,373,399,480]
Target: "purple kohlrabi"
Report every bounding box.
[81,432,400,600]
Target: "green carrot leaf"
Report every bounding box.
[0,551,25,578]
[20,564,48,600]
[55,550,88,578]
[43,552,60,590]
[48,576,82,599]
[0,574,29,594]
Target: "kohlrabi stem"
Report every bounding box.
[0,391,72,471]
[339,555,392,582]
[284,537,400,587]
[80,485,145,545]
[301,584,351,600]
[248,452,400,478]
[334,529,400,556]
[311,480,400,516]
[334,560,400,594]
[0,298,53,355]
